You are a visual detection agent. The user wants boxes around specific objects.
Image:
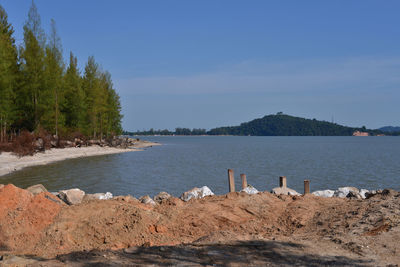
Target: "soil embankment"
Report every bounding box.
[0,184,399,266]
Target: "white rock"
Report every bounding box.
[359,189,369,199]
[333,187,359,198]
[240,185,259,195]
[271,187,301,196]
[312,190,335,198]
[180,186,214,202]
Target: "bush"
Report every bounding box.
[12,131,35,157]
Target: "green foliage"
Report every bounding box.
[0,5,18,142]
[0,2,123,141]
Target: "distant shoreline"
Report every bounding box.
[0,142,160,177]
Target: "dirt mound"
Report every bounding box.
[0,185,399,265]
[0,184,63,252]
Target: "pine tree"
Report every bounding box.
[82,56,101,138]
[62,52,84,132]
[0,5,18,142]
[19,0,46,131]
[43,19,64,136]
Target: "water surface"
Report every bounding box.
[1,136,399,197]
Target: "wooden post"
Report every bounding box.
[240,174,247,189]
[279,176,287,188]
[304,180,310,194]
[228,169,235,192]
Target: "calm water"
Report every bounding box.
[1,136,399,197]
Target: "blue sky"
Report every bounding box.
[1,0,400,130]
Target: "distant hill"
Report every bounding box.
[379,126,400,133]
[207,114,380,136]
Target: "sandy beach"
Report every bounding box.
[0,142,159,177]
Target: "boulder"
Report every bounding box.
[58,188,85,205]
[83,192,113,201]
[240,185,259,195]
[333,187,359,198]
[153,191,172,203]
[312,190,335,198]
[139,195,156,205]
[180,186,214,202]
[271,187,300,196]
[26,184,47,195]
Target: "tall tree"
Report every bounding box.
[0,5,18,142]
[62,52,84,131]
[82,56,101,138]
[19,0,46,131]
[43,19,64,136]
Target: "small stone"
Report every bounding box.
[271,187,300,196]
[153,192,172,203]
[58,188,85,205]
[359,189,369,199]
[346,191,362,199]
[180,186,214,202]
[139,195,156,205]
[240,185,259,195]
[26,184,47,195]
[83,192,113,201]
[312,190,335,198]
[333,187,359,198]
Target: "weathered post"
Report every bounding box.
[279,176,287,188]
[228,169,235,192]
[240,174,247,189]
[304,180,310,194]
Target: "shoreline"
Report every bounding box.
[0,142,160,177]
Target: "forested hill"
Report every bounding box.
[207,114,379,136]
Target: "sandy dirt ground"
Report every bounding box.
[0,141,159,177]
[0,184,399,266]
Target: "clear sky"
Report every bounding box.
[1,0,400,130]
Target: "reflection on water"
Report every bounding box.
[1,136,399,197]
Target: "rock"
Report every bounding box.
[180,186,214,202]
[381,189,396,196]
[153,191,172,203]
[26,184,47,195]
[0,184,4,190]
[83,192,113,201]
[58,188,85,205]
[34,138,44,150]
[271,187,300,196]
[50,140,57,147]
[240,185,259,195]
[312,190,335,198]
[139,195,156,205]
[333,187,359,198]
[359,189,369,199]
[346,191,362,199]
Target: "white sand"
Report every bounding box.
[0,146,139,177]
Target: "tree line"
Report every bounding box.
[0,2,122,143]
[124,128,207,136]
[127,114,396,136]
